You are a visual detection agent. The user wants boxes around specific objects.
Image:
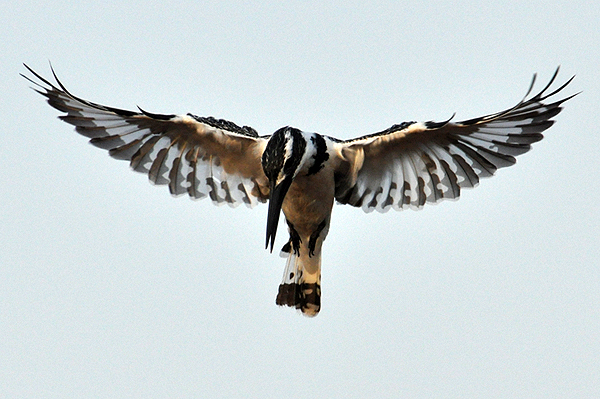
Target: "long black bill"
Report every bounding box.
[265,178,293,252]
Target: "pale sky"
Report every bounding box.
[1,1,599,398]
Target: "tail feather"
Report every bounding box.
[276,244,321,317]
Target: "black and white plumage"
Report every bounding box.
[23,64,576,317]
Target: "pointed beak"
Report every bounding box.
[265,177,292,252]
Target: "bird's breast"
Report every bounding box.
[281,170,335,237]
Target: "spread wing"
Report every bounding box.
[23,64,270,207]
[334,68,576,213]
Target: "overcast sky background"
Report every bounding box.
[1,1,599,398]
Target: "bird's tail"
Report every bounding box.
[276,243,321,317]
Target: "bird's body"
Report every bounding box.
[23,65,576,316]
[261,128,339,315]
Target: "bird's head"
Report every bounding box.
[262,127,307,252]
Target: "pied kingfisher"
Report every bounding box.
[23,65,576,316]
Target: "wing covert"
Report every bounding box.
[334,68,576,213]
[23,64,270,207]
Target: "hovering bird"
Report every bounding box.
[23,64,575,316]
